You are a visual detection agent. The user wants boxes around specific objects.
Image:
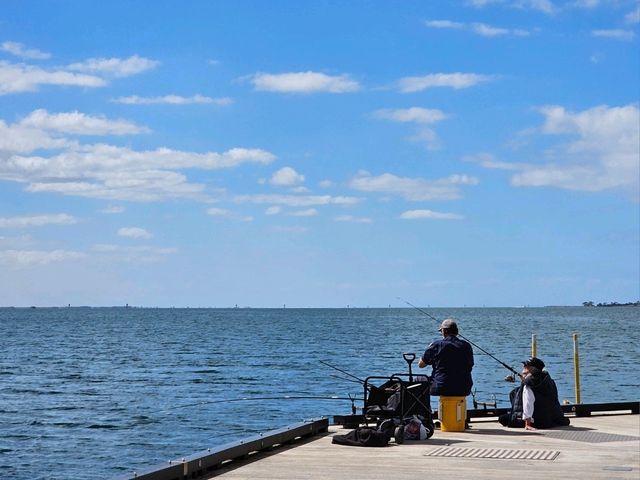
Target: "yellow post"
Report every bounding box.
[531,334,537,357]
[573,333,581,404]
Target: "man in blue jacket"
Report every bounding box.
[418,319,474,396]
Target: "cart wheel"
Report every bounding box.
[394,425,405,444]
[379,419,395,440]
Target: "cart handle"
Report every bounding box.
[403,352,416,362]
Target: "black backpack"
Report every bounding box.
[332,427,390,447]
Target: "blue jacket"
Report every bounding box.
[421,336,474,396]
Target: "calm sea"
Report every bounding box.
[1,307,638,479]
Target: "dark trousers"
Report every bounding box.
[498,413,525,428]
[498,413,570,429]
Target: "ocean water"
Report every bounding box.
[0,306,638,479]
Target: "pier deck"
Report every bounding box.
[208,413,639,480]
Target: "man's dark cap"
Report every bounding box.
[523,357,545,370]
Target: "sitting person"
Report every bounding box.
[499,357,570,430]
[418,319,474,397]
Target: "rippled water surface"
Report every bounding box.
[1,307,638,479]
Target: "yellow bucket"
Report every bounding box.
[438,396,467,432]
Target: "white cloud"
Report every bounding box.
[0,249,85,266]
[372,107,447,124]
[118,227,153,239]
[425,19,530,36]
[318,180,336,188]
[289,208,318,217]
[207,207,230,216]
[510,104,640,196]
[265,206,282,215]
[589,52,604,64]
[573,0,600,9]
[0,213,78,228]
[91,243,177,263]
[23,178,204,202]
[270,166,305,186]
[468,0,556,15]
[235,193,361,207]
[626,5,640,23]
[0,53,159,95]
[573,0,599,7]
[591,29,635,40]
[408,128,442,150]
[271,225,309,234]
[468,0,500,7]
[251,71,360,94]
[1,109,140,158]
[1,144,276,202]
[525,0,556,14]
[463,152,523,170]
[0,119,71,153]
[334,215,373,223]
[19,109,150,135]
[373,108,447,150]
[92,244,177,255]
[349,172,478,201]
[1,42,51,60]
[468,0,498,6]
[472,23,510,36]
[112,94,233,105]
[397,73,493,93]
[207,207,254,222]
[424,20,464,29]
[0,61,105,95]
[399,209,464,220]
[0,234,34,249]
[100,206,125,214]
[67,55,159,78]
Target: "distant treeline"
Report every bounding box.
[582,301,640,307]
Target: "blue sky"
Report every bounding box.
[0,0,638,307]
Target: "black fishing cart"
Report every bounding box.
[362,353,435,443]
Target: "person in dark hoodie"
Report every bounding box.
[499,357,570,430]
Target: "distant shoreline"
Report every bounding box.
[1,304,638,309]
[582,301,640,307]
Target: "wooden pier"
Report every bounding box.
[120,405,639,480]
[208,412,639,480]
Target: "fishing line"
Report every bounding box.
[164,395,364,412]
[397,297,521,378]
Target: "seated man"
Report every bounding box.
[418,319,474,396]
[499,357,570,430]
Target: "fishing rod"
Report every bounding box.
[319,360,366,385]
[398,297,521,378]
[329,374,363,385]
[164,395,364,412]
